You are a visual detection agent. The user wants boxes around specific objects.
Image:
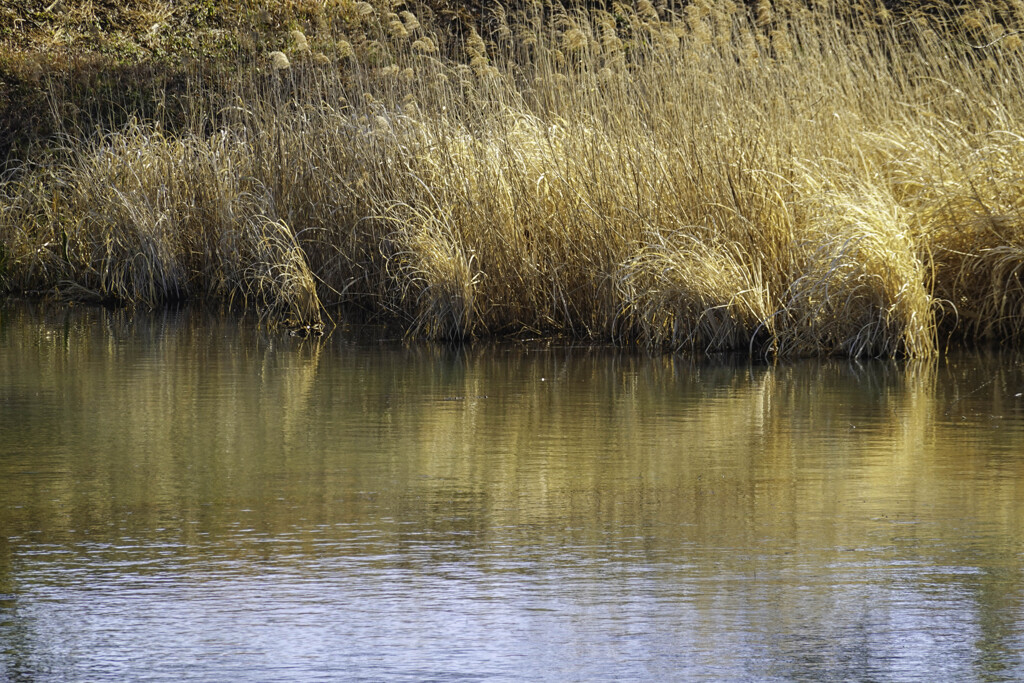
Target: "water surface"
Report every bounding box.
[2,303,1024,681]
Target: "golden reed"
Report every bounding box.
[2,0,1023,356]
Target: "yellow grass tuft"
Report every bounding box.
[778,186,935,358]
[269,50,290,70]
[617,233,774,354]
[290,30,310,52]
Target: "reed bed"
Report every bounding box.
[3,0,1024,356]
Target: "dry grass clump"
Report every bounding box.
[0,123,324,327]
[778,184,935,357]
[383,202,482,340]
[909,135,1024,343]
[616,232,774,354]
[4,0,1024,353]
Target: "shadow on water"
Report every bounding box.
[2,302,1024,681]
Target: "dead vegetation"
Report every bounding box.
[3,0,1024,356]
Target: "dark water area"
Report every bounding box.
[2,302,1024,681]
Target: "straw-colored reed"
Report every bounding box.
[3,0,1024,356]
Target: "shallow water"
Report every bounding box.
[2,303,1024,681]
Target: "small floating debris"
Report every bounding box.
[288,323,325,338]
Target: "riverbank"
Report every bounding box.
[3,1,1023,357]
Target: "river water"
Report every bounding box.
[2,303,1024,681]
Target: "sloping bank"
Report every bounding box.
[2,0,1024,357]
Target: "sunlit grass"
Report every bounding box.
[3,0,1024,356]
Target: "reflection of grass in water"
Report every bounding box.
[4,304,1024,558]
[3,1,1024,356]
